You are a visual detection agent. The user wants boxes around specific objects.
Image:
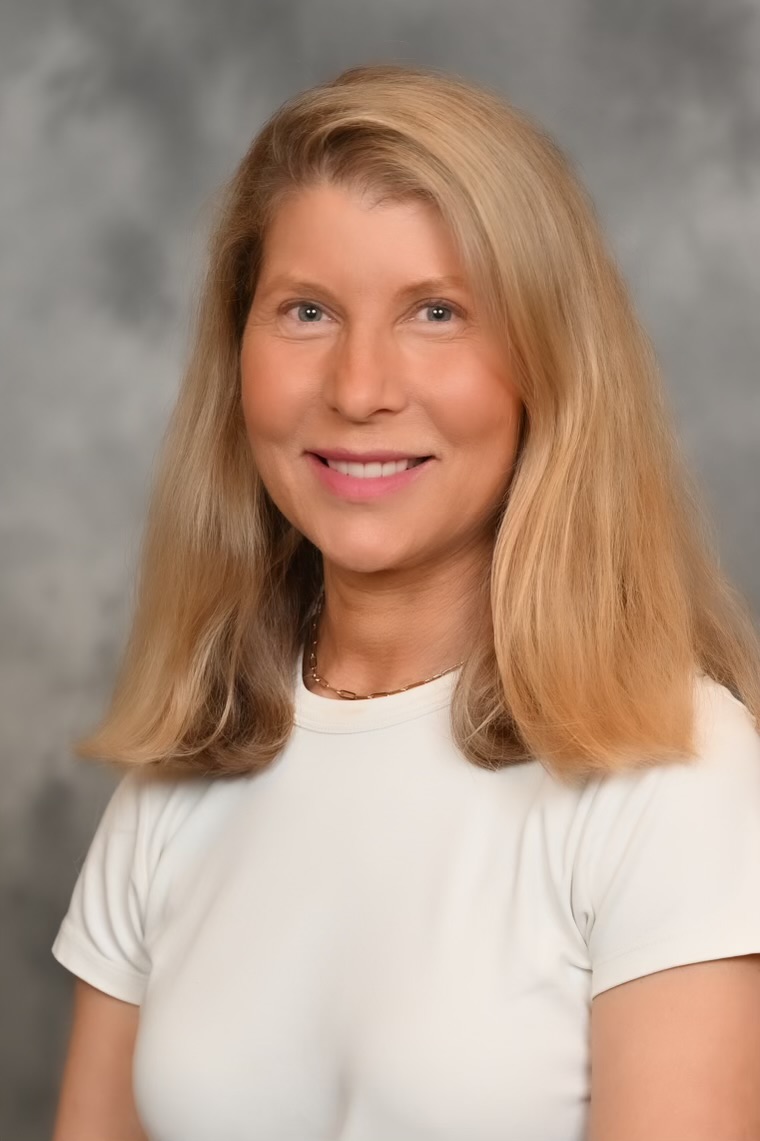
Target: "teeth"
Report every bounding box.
[325,458,422,478]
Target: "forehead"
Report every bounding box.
[257,182,469,287]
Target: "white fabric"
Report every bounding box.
[52,662,760,1141]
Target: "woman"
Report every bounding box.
[51,63,760,1141]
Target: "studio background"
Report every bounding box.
[2,2,759,1138]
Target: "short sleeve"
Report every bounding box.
[52,770,153,1005]
[571,679,760,1000]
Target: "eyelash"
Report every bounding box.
[280,298,464,325]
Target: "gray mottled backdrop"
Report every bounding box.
[2,1,758,1137]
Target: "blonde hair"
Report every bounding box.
[76,62,760,784]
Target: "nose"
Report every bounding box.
[322,320,408,421]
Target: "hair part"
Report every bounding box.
[76,62,760,784]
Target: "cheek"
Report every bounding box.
[429,366,522,505]
[432,367,521,452]
[240,340,300,445]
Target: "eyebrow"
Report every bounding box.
[256,274,469,303]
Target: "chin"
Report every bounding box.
[312,533,418,577]
[320,550,411,576]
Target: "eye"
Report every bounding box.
[416,299,461,324]
[281,301,328,323]
[279,298,464,326]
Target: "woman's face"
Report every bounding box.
[240,181,523,578]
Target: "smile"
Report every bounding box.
[320,457,427,478]
[306,453,434,501]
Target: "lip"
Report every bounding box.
[306,452,434,501]
[308,448,432,463]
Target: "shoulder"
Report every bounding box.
[568,673,760,999]
[100,766,206,830]
[583,673,760,823]
[692,671,759,761]
[94,766,237,870]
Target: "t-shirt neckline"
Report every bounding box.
[292,648,460,733]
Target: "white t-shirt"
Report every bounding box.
[52,660,760,1141]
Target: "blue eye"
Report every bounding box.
[289,302,324,322]
[281,298,462,324]
[423,301,454,322]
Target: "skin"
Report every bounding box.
[240,180,522,696]
[588,954,760,1139]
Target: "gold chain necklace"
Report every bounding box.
[306,590,464,700]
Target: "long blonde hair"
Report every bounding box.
[76,62,760,784]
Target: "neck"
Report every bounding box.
[305,549,491,698]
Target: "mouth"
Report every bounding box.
[305,452,434,500]
[310,455,432,477]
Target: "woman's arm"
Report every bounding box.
[51,978,148,1141]
[588,953,760,1140]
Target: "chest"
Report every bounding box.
[134,744,592,1141]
